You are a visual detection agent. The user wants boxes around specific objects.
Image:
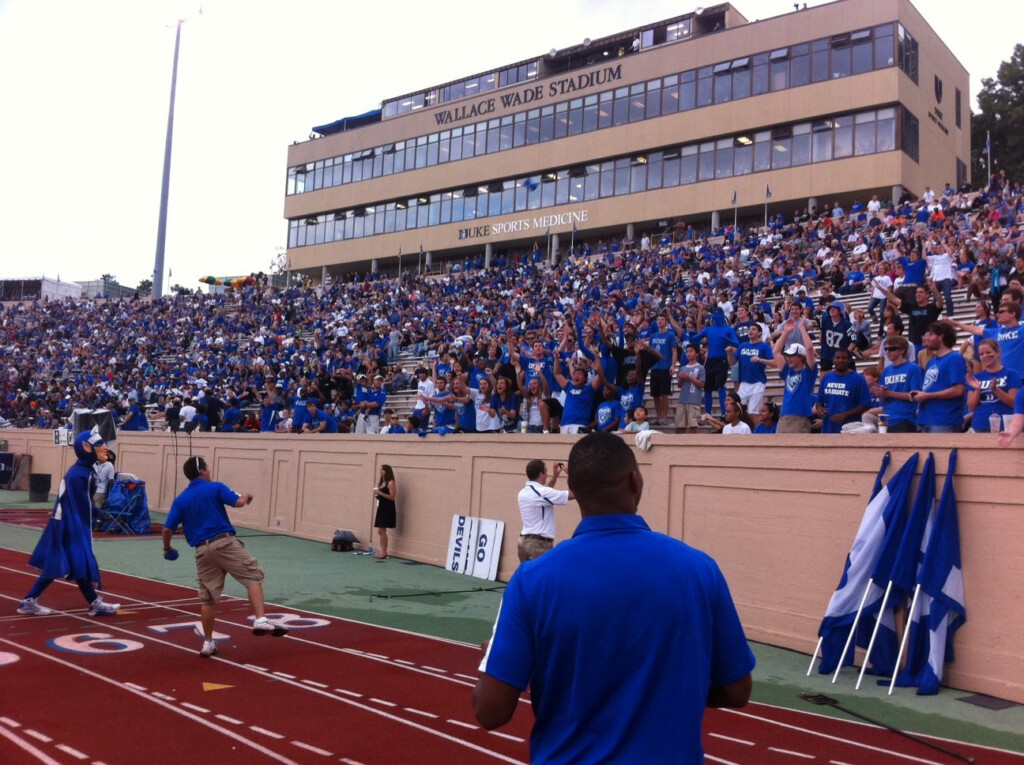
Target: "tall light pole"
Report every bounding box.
[153,19,184,299]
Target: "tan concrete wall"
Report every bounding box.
[8,429,1021,702]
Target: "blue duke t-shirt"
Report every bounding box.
[780,362,817,417]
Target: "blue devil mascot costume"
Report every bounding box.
[16,430,121,617]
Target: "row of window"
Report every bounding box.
[384,62,539,119]
[897,23,918,84]
[382,18,696,118]
[288,106,909,250]
[287,22,907,198]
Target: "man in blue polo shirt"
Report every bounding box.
[162,456,288,658]
[474,433,754,763]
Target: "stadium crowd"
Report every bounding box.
[2,171,1022,436]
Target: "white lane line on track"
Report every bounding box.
[395,659,414,665]
[301,680,329,688]
[422,665,447,673]
[745,700,1014,758]
[706,755,743,765]
[722,708,944,765]
[339,758,366,765]
[152,692,176,701]
[709,732,755,746]
[830,760,857,765]
[0,716,21,727]
[488,731,525,743]
[0,561,479,651]
[181,703,210,714]
[370,698,397,707]
[0,725,62,765]
[335,689,362,698]
[124,682,147,692]
[244,663,269,672]
[404,708,439,719]
[0,587,528,764]
[447,719,477,730]
[24,729,52,743]
[273,671,297,679]
[55,743,90,760]
[291,740,333,756]
[0,637,300,765]
[249,725,286,740]
[365,652,388,659]
[455,673,477,681]
[215,714,244,725]
[768,747,815,759]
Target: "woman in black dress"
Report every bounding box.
[372,464,397,559]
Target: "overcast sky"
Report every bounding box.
[0,0,1013,293]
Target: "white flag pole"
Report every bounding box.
[806,636,824,676]
[856,580,894,689]
[888,583,923,695]
[986,130,992,188]
[832,580,874,683]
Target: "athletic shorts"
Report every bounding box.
[737,382,765,413]
[674,403,702,428]
[705,357,729,391]
[649,368,671,398]
[776,415,812,434]
[543,398,563,418]
[195,535,264,605]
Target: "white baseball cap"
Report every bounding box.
[783,343,807,357]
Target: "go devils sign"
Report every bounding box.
[433,65,624,126]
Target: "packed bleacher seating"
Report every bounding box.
[2,171,1022,436]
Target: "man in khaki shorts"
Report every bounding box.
[516,460,574,563]
[162,456,288,657]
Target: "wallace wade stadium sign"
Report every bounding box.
[433,64,624,126]
[458,209,590,241]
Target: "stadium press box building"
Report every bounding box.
[283,0,969,280]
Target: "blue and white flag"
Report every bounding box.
[888,452,936,601]
[818,452,916,676]
[897,450,966,695]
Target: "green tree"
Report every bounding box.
[100,272,116,283]
[136,278,153,297]
[972,43,1024,186]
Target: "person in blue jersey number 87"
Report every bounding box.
[474,432,754,763]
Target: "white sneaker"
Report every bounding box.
[88,597,120,616]
[17,598,52,616]
[252,616,288,637]
[199,640,218,658]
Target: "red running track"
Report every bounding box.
[0,547,1020,764]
